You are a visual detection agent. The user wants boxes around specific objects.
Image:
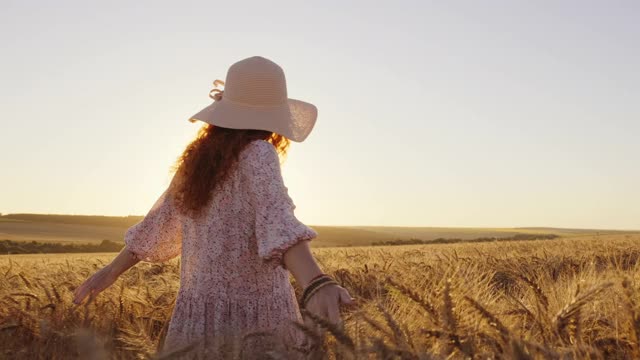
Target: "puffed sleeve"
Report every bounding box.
[124,177,183,263]
[242,141,318,270]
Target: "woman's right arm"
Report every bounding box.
[242,141,356,325]
[283,240,355,326]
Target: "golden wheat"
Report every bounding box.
[0,234,639,359]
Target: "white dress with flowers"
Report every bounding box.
[124,140,317,357]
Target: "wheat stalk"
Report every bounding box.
[301,308,355,351]
[553,282,613,337]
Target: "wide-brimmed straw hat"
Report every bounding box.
[188,56,318,142]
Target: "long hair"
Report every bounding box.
[170,124,290,217]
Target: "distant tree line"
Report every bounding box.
[0,214,143,228]
[0,233,562,254]
[0,239,124,255]
[371,233,560,246]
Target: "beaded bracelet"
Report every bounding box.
[305,272,329,287]
[300,275,331,303]
[300,275,338,307]
[301,276,333,302]
[302,279,338,307]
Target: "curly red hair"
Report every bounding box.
[170,124,290,217]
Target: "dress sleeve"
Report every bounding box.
[124,177,183,263]
[242,141,318,270]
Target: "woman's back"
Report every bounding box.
[124,139,317,355]
[180,139,316,297]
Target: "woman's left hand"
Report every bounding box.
[73,264,119,305]
[303,284,356,329]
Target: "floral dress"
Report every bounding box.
[123,140,318,358]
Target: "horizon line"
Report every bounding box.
[1,212,639,232]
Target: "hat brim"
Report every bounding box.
[188,98,317,142]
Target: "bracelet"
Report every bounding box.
[302,280,338,308]
[301,276,333,303]
[305,273,328,287]
[301,275,336,306]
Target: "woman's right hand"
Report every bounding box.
[303,283,356,330]
[73,264,119,305]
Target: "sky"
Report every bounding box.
[1,1,638,230]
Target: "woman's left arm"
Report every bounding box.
[74,175,183,305]
[73,247,140,305]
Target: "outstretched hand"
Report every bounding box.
[302,283,357,331]
[73,265,118,305]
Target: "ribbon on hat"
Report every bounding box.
[208,79,225,101]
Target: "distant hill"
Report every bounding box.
[1,213,143,227]
[352,226,632,240]
[514,227,633,234]
[0,213,396,247]
[1,214,638,248]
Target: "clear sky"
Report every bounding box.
[1,1,638,229]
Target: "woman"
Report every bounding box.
[73,56,355,358]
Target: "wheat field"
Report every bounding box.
[1,234,639,359]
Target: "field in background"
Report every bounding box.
[2,213,637,248]
[1,233,639,358]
